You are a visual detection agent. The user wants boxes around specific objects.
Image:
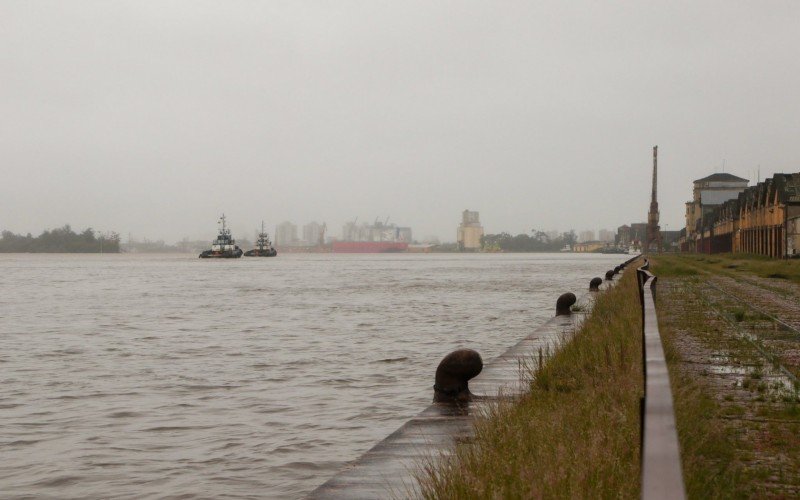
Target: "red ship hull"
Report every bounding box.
[332,241,409,253]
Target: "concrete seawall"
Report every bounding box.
[310,262,632,499]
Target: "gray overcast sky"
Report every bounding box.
[2,1,799,242]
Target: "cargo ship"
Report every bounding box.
[332,241,409,253]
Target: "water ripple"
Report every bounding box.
[0,252,623,498]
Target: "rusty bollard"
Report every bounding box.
[433,349,483,403]
[605,270,615,280]
[556,292,577,316]
[589,277,603,291]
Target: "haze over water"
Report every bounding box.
[1,253,623,498]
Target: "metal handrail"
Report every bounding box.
[637,263,685,500]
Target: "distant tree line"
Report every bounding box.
[481,229,578,252]
[0,225,120,253]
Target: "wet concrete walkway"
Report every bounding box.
[309,281,613,499]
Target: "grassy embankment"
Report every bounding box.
[421,265,643,498]
[650,253,800,498]
[652,252,800,285]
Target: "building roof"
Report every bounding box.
[693,173,749,183]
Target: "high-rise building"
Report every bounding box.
[616,225,631,247]
[598,229,614,242]
[303,221,323,246]
[578,230,595,243]
[275,221,298,246]
[457,210,484,250]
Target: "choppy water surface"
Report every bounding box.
[0,253,623,498]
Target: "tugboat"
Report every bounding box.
[244,221,277,257]
[199,214,243,258]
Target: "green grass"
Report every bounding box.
[420,263,643,499]
[650,272,752,497]
[651,256,800,497]
[652,253,800,284]
[670,374,746,497]
[647,258,699,278]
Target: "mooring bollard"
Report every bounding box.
[556,292,577,316]
[433,349,483,403]
[614,265,622,274]
[589,277,603,291]
[605,270,615,280]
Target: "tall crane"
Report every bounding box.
[645,146,663,252]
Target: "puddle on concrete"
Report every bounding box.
[709,352,731,364]
[707,365,748,376]
[733,365,798,399]
[703,353,798,399]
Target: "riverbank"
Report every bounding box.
[421,262,643,498]
[650,254,800,497]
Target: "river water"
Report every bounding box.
[0,253,624,498]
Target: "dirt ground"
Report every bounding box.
[655,264,800,497]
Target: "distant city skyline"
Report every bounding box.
[121,216,625,246]
[1,214,689,246]
[3,3,798,243]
